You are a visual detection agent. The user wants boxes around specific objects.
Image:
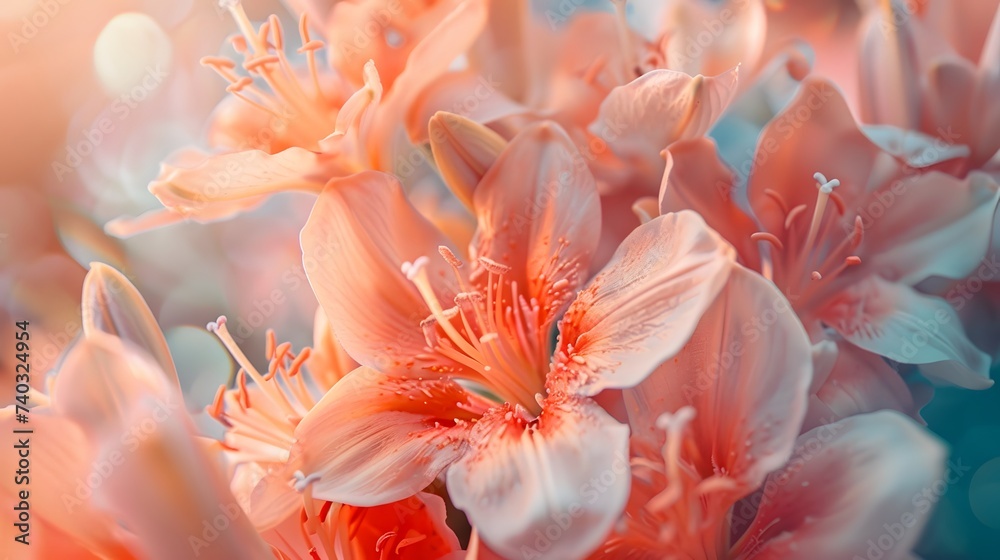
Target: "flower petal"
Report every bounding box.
[858,3,922,129]
[590,67,739,162]
[817,276,992,389]
[858,171,999,285]
[81,262,178,390]
[447,394,630,560]
[550,211,736,396]
[472,121,601,328]
[52,334,272,559]
[301,171,461,376]
[428,111,508,210]
[625,265,812,495]
[732,411,947,560]
[660,138,761,270]
[148,147,334,224]
[293,366,488,506]
[803,342,922,432]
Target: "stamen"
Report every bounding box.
[647,407,696,513]
[764,189,789,216]
[802,173,840,259]
[751,232,784,251]
[208,316,298,417]
[478,256,512,275]
[784,204,808,230]
[438,245,463,268]
[850,216,865,250]
[265,329,276,360]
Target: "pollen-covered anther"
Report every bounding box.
[438,245,464,268]
[478,256,512,275]
[454,291,484,303]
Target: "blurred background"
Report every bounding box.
[0,0,996,557]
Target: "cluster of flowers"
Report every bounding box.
[14,0,1000,558]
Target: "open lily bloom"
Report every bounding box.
[107,0,487,236]
[589,265,947,559]
[0,264,272,559]
[294,120,736,557]
[7,0,996,556]
[1,259,463,559]
[659,76,998,419]
[201,315,461,559]
[858,0,1000,174]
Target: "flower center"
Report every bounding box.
[207,317,322,464]
[206,0,339,151]
[402,248,547,415]
[752,172,864,311]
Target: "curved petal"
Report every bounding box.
[428,111,509,210]
[472,121,601,329]
[817,276,992,389]
[148,147,334,223]
[624,265,812,496]
[300,171,461,376]
[590,67,740,162]
[858,171,999,285]
[732,411,947,560]
[293,366,489,506]
[82,262,178,390]
[51,334,272,559]
[408,71,527,146]
[371,0,490,166]
[447,394,630,560]
[661,0,767,77]
[861,124,970,169]
[550,211,736,396]
[51,332,177,436]
[326,0,468,91]
[803,343,921,432]
[858,3,922,130]
[0,409,137,558]
[307,307,358,393]
[660,138,761,270]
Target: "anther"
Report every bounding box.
[478,256,511,275]
[751,232,784,250]
[438,246,463,268]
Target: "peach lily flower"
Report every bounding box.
[859,0,1000,174]
[593,267,947,559]
[659,77,998,419]
[108,0,489,236]
[294,121,736,558]
[0,263,273,559]
[74,263,464,559]
[204,314,463,559]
